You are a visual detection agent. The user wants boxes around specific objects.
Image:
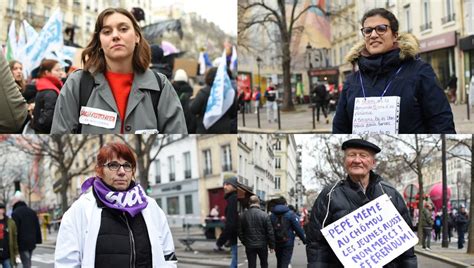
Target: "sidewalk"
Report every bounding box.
[238,103,474,133]
[171,226,232,267]
[415,238,474,267]
[37,229,58,249]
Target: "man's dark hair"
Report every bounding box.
[275,196,287,205]
[361,8,399,34]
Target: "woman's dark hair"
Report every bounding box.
[361,8,399,34]
[82,7,151,74]
[9,60,25,92]
[38,59,59,78]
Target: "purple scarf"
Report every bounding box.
[81,176,148,217]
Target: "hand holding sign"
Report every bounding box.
[321,194,418,268]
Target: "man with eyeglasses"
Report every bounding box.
[333,8,455,134]
[305,139,417,267]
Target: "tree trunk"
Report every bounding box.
[467,134,474,253]
[278,0,294,112]
[60,171,69,216]
[135,137,148,189]
[415,135,425,243]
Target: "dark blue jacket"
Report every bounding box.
[333,33,455,134]
[270,204,306,247]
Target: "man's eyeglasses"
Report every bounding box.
[360,24,390,37]
[103,162,133,172]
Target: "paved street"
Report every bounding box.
[239,103,474,133]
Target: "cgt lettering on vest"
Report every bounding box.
[321,194,418,268]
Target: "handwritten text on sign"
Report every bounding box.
[321,194,418,268]
[353,96,400,134]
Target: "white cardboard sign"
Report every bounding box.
[79,106,117,129]
[353,96,400,134]
[321,194,418,268]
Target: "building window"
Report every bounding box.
[183,152,192,179]
[275,176,281,190]
[275,157,281,169]
[185,195,193,214]
[421,0,431,31]
[442,0,455,24]
[168,156,175,182]
[167,196,179,215]
[275,140,281,150]
[404,5,411,33]
[155,198,162,208]
[155,160,161,184]
[44,7,50,20]
[221,145,232,171]
[203,149,212,175]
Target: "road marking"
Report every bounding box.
[32,253,55,264]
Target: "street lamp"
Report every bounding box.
[306,43,313,69]
[256,56,262,93]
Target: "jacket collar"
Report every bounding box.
[90,69,160,119]
[345,33,420,64]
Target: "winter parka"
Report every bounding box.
[333,33,455,134]
[306,171,417,268]
[238,205,275,249]
[51,69,187,134]
[270,204,306,248]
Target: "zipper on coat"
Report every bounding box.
[121,212,136,268]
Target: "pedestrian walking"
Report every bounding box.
[333,8,455,134]
[433,213,442,241]
[455,205,469,249]
[11,196,42,268]
[31,59,64,134]
[420,203,434,250]
[252,87,261,114]
[215,177,239,268]
[306,139,417,267]
[55,142,177,267]
[446,75,457,103]
[270,197,306,268]
[238,195,275,268]
[0,203,19,268]
[0,52,28,133]
[51,8,186,134]
[265,84,277,123]
[448,211,455,242]
[243,87,252,113]
[311,83,329,124]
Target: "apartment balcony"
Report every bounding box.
[441,13,455,24]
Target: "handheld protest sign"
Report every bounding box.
[321,194,418,268]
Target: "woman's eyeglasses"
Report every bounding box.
[103,162,133,172]
[360,24,390,37]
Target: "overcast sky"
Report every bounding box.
[152,0,237,36]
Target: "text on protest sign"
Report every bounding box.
[353,96,400,134]
[321,194,418,268]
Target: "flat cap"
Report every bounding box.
[342,139,381,154]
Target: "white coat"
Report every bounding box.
[54,191,177,268]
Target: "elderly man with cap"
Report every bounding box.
[216,176,239,268]
[305,139,417,267]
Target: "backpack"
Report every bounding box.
[75,70,164,133]
[273,214,290,243]
[435,218,441,227]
